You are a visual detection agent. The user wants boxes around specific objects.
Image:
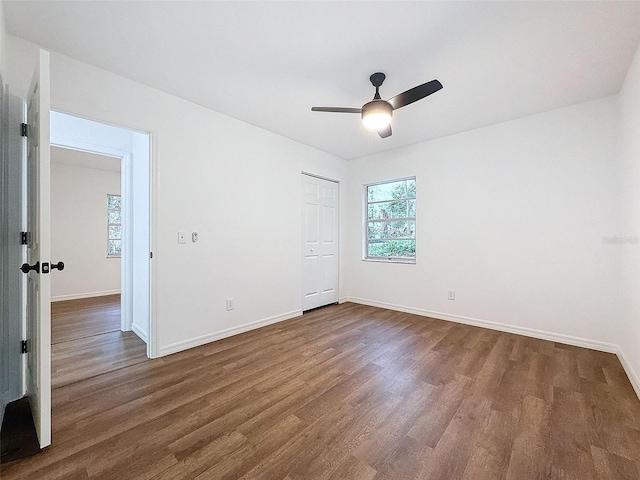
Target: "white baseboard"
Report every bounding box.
[343,297,619,353]
[131,322,148,344]
[51,289,120,302]
[344,296,640,400]
[158,309,303,357]
[617,348,640,400]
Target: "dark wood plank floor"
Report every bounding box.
[2,302,639,479]
[51,295,148,388]
[52,295,122,344]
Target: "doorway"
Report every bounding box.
[48,146,148,387]
[50,111,154,358]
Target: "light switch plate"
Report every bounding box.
[178,231,186,244]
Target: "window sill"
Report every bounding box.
[363,257,416,265]
[107,255,121,259]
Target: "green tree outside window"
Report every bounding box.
[365,178,416,261]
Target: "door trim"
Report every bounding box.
[301,171,339,184]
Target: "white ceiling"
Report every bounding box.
[5,1,640,160]
[51,146,121,173]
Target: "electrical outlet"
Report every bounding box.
[448,289,455,300]
[226,298,234,311]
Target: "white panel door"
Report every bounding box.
[24,49,52,448]
[302,174,338,311]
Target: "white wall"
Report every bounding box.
[50,156,121,300]
[0,1,5,74]
[3,34,348,356]
[345,96,624,352]
[131,131,150,342]
[618,43,640,395]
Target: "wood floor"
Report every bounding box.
[2,301,640,479]
[51,295,148,388]
[52,295,122,344]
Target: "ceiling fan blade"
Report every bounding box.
[387,80,443,110]
[378,125,392,138]
[311,107,362,113]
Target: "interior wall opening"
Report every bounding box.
[49,111,153,359]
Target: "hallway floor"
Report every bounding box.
[51,295,148,388]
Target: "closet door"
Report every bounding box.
[301,174,338,311]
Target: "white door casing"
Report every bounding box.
[25,49,52,448]
[301,174,338,311]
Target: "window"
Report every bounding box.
[365,177,416,262]
[107,194,122,257]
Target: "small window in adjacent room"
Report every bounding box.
[107,194,122,257]
[365,177,416,263]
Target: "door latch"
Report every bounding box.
[20,261,65,274]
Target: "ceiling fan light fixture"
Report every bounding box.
[361,100,393,131]
[311,74,442,139]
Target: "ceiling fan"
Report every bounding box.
[311,72,443,138]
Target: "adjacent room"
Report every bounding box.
[1,1,639,479]
[49,146,147,388]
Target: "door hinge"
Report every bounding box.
[21,231,28,245]
[21,123,28,137]
[150,252,153,259]
[21,340,28,354]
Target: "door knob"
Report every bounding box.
[20,261,64,274]
[20,261,40,274]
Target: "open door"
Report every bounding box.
[21,50,52,448]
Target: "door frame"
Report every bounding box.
[49,111,157,358]
[50,145,131,329]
